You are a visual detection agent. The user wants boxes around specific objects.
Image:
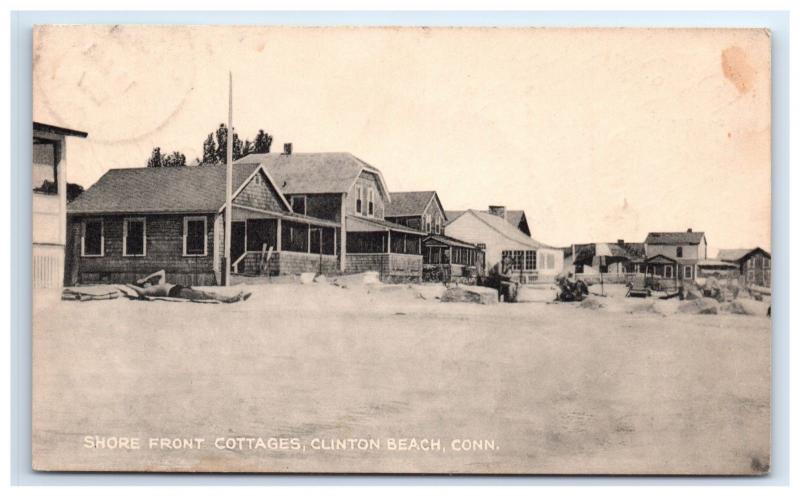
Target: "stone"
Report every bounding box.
[726,299,768,316]
[678,298,719,315]
[440,286,498,305]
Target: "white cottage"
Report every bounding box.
[33,121,88,288]
[444,208,563,283]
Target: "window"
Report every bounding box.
[664,265,673,278]
[503,250,534,271]
[525,250,536,270]
[81,219,104,257]
[676,246,683,258]
[435,216,442,235]
[291,195,307,215]
[747,270,755,284]
[355,185,363,214]
[684,265,693,279]
[368,188,374,216]
[33,142,58,195]
[183,216,207,256]
[425,214,432,233]
[123,218,146,256]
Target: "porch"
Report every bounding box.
[422,235,484,284]
[345,216,425,281]
[227,205,340,277]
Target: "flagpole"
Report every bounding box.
[224,71,233,286]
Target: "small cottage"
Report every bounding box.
[33,121,88,288]
[718,247,772,288]
[66,162,340,286]
[445,209,563,283]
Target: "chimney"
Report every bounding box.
[282,143,292,155]
[617,239,624,245]
[488,205,507,220]
[687,228,693,233]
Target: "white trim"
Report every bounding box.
[355,184,363,215]
[290,195,307,215]
[80,218,104,257]
[684,265,693,279]
[345,165,392,204]
[122,217,147,257]
[183,216,208,257]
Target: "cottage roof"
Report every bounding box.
[570,242,646,264]
[67,163,267,214]
[645,231,706,245]
[33,121,88,138]
[453,209,555,250]
[423,234,483,249]
[236,152,390,200]
[697,259,739,269]
[446,209,527,231]
[385,191,441,217]
[717,247,771,262]
[346,215,427,235]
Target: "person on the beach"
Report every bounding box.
[126,270,251,303]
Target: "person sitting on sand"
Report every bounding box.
[125,270,251,303]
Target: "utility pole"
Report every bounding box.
[224,72,233,286]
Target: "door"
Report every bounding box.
[231,221,246,270]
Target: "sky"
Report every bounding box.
[32,26,771,252]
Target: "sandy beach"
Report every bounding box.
[32,281,771,474]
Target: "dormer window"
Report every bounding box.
[676,246,683,258]
[368,188,374,216]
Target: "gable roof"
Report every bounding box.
[645,231,706,245]
[236,152,390,201]
[67,163,283,214]
[446,209,529,235]
[717,247,771,262]
[385,191,444,218]
[451,209,556,250]
[569,242,646,264]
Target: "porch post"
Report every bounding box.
[307,224,311,253]
[276,218,282,251]
[387,230,391,253]
[340,193,347,272]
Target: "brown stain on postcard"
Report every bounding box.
[721,46,756,94]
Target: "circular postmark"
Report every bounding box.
[33,25,197,145]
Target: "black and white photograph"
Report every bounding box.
[29,24,772,475]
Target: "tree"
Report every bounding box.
[146,147,163,167]
[163,151,187,167]
[232,131,244,161]
[66,183,84,203]
[242,139,253,158]
[202,133,217,165]
[253,129,273,153]
[215,123,228,164]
